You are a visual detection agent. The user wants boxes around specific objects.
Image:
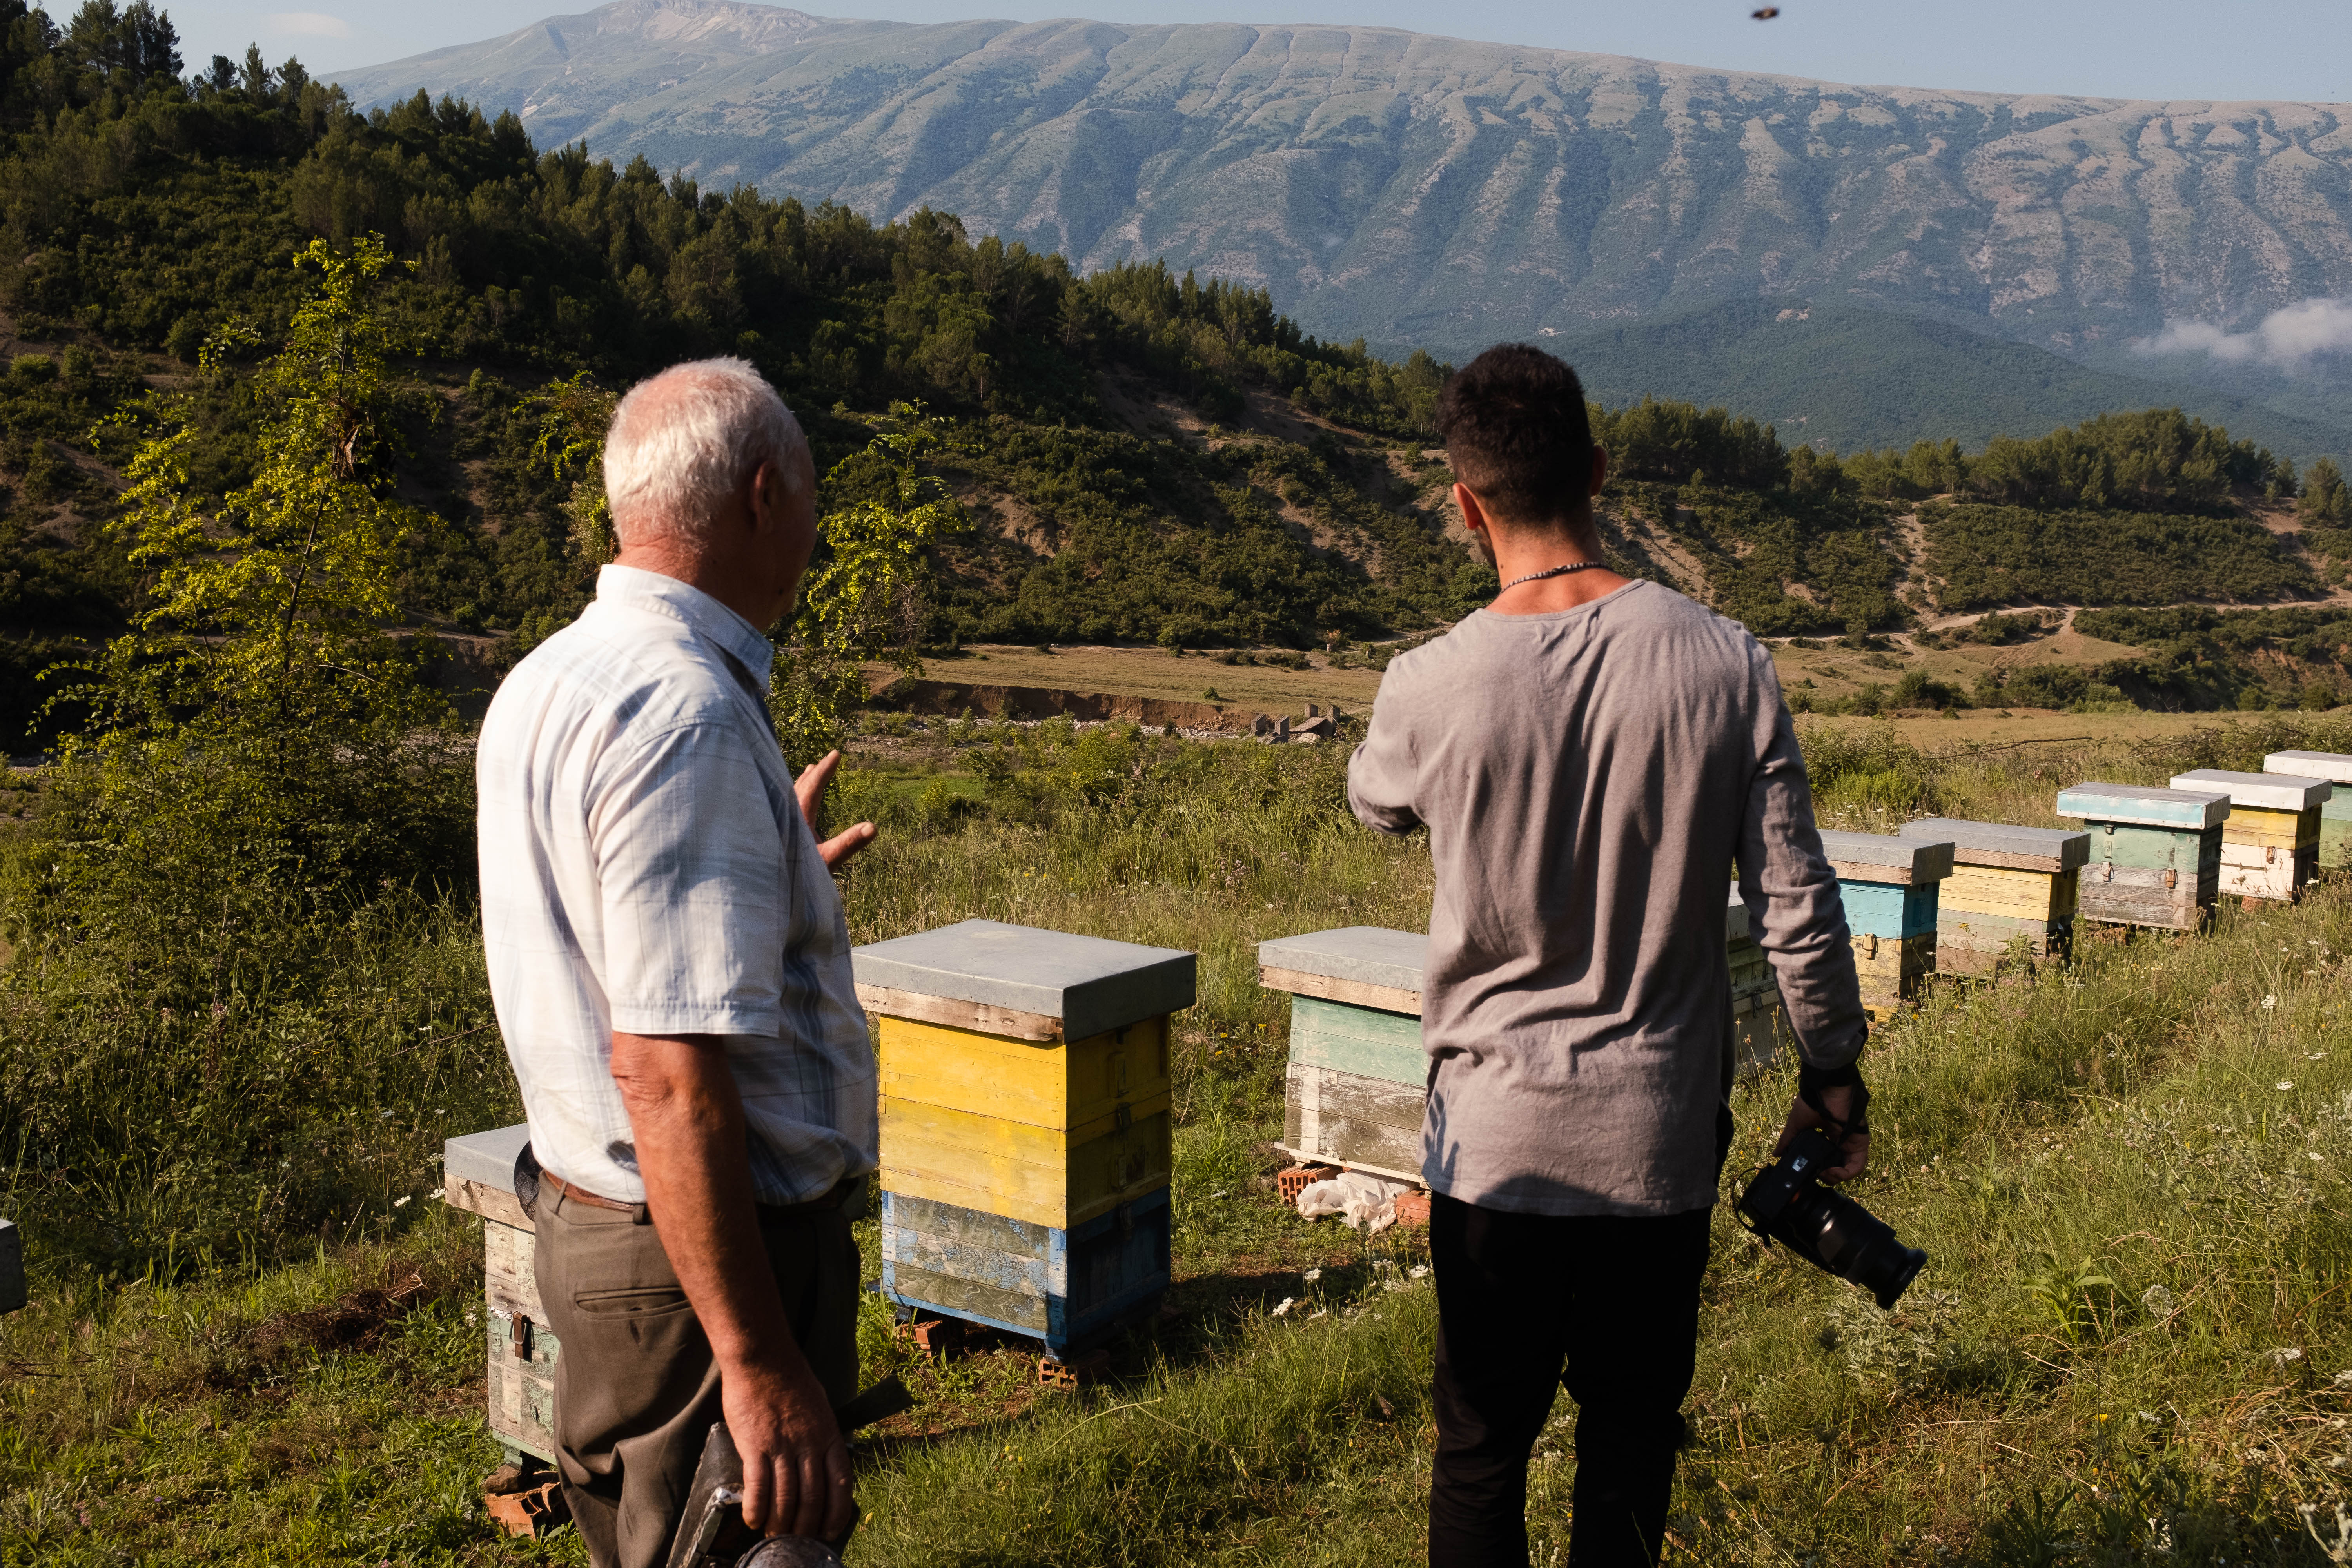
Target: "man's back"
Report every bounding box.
[1350,579,1859,1217]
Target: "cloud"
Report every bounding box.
[2136,296,2352,370]
[264,12,354,38]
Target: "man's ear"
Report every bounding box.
[746,460,782,532]
[1454,481,1490,536]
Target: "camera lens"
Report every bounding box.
[1785,1186,1926,1309]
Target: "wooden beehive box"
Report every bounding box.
[2169,769,2331,903]
[2263,751,2352,874]
[442,1123,555,1466]
[853,920,1192,1361]
[1722,890,1791,1066]
[1259,926,1430,1184]
[1261,904,1787,1183]
[1818,830,1953,1019]
[1898,818,2089,974]
[2055,783,2228,930]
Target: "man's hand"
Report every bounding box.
[611,1032,858,1542]
[1775,1083,1869,1185]
[793,749,876,869]
[725,1355,855,1540]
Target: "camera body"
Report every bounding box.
[1736,1127,1925,1309]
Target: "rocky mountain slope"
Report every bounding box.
[334,0,2352,379]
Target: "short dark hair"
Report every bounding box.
[1433,344,1595,528]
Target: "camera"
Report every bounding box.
[1736,1127,1925,1309]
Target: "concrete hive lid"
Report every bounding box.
[2055,782,2231,829]
[2263,751,2352,786]
[1816,829,1954,884]
[445,1123,531,1196]
[853,919,1196,1040]
[1900,817,2090,872]
[2169,769,2333,811]
[1257,926,1428,991]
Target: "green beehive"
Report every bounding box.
[2056,783,2229,931]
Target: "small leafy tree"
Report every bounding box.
[27,234,466,938]
[773,401,968,764]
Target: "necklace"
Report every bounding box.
[1500,559,1604,591]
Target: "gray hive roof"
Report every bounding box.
[1817,829,1955,883]
[445,1123,531,1196]
[852,918,1196,1039]
[2169,769,2333,812]
[1257,926,1428,991]
[2263,751,2352,786]
[2056,782,2232,829]
[1900,817,2090,871]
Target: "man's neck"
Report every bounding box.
[1483,523,1632,617]
[612,542,778,632]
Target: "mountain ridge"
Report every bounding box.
[332,0,2352,378]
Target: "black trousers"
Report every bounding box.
[1427,1196,1713,1568]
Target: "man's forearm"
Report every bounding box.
[610,1031,811,1377]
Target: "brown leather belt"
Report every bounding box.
[540,1169,635,1213]
[540,1169,864,1216]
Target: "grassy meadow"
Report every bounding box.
[9,711,2352,1564]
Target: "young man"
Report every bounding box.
[477,359,879,1567]
[1348,344,1871,1568]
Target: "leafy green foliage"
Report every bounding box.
[1922,501,2316,612]
[1960,408,2287,514]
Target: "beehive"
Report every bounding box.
[442,1123,555,1466]
[1261,905,1786,1182]
[854,920,1192,1360]
[2169,769,2332,903]
[1898,818,2089,974]
[2262,751,2352,874]
[1722,890,1792,1065]
[1259,926,1429,1184]
[1818,830,1955,1018]
[2055,783,2228,930]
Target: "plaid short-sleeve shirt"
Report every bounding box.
[476,565,876,1205]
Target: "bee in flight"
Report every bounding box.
[1752,5,1780,15]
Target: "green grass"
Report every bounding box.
[14,719,2352,1563]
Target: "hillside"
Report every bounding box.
[2,17,2350,743]
[332,0,2352,429]
[1559,301,2352,459]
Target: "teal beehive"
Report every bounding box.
[2056,783,2228,930]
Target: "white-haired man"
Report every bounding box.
[477,358,878,1566]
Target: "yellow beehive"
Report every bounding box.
[2170,769,2332,903]
[853,919,1196,1359]
[1900,818,2088,974]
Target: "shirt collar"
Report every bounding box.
[596,564,776,692]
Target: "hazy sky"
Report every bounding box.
[149,0,2352,105]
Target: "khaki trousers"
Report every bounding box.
[532,1186,861,1568]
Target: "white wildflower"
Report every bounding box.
[1303,1268,1323,1283]
[1409,1265,1431,1280]
[2263,994,2279,1011]
[2272,1346,2306,1366]
[1271,1296,1296,1318]
[2280,1081,2298,1091]
[392,1194,412,1209]
[2142,1284,2177,1317]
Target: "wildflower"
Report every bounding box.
[1272,1296,1296,1318]
[2263,994,2279,1011]
[2272,1346,2306,1366]
[1409,1264,1431,1279]
[1303,1268,1322,1283]
[2280,1081,2298,1091]
[2141,1284,2176,1317]
[392,1194,412,1208]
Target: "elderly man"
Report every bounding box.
[477,358,878,1566]
[1348,344,1870,1568]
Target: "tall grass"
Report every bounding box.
[11,716,2352,1562]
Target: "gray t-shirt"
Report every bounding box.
[1348,579,1864,1218]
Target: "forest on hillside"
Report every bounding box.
[0,0,2348,734]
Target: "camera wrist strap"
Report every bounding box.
[1797,1067,1871,1141]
